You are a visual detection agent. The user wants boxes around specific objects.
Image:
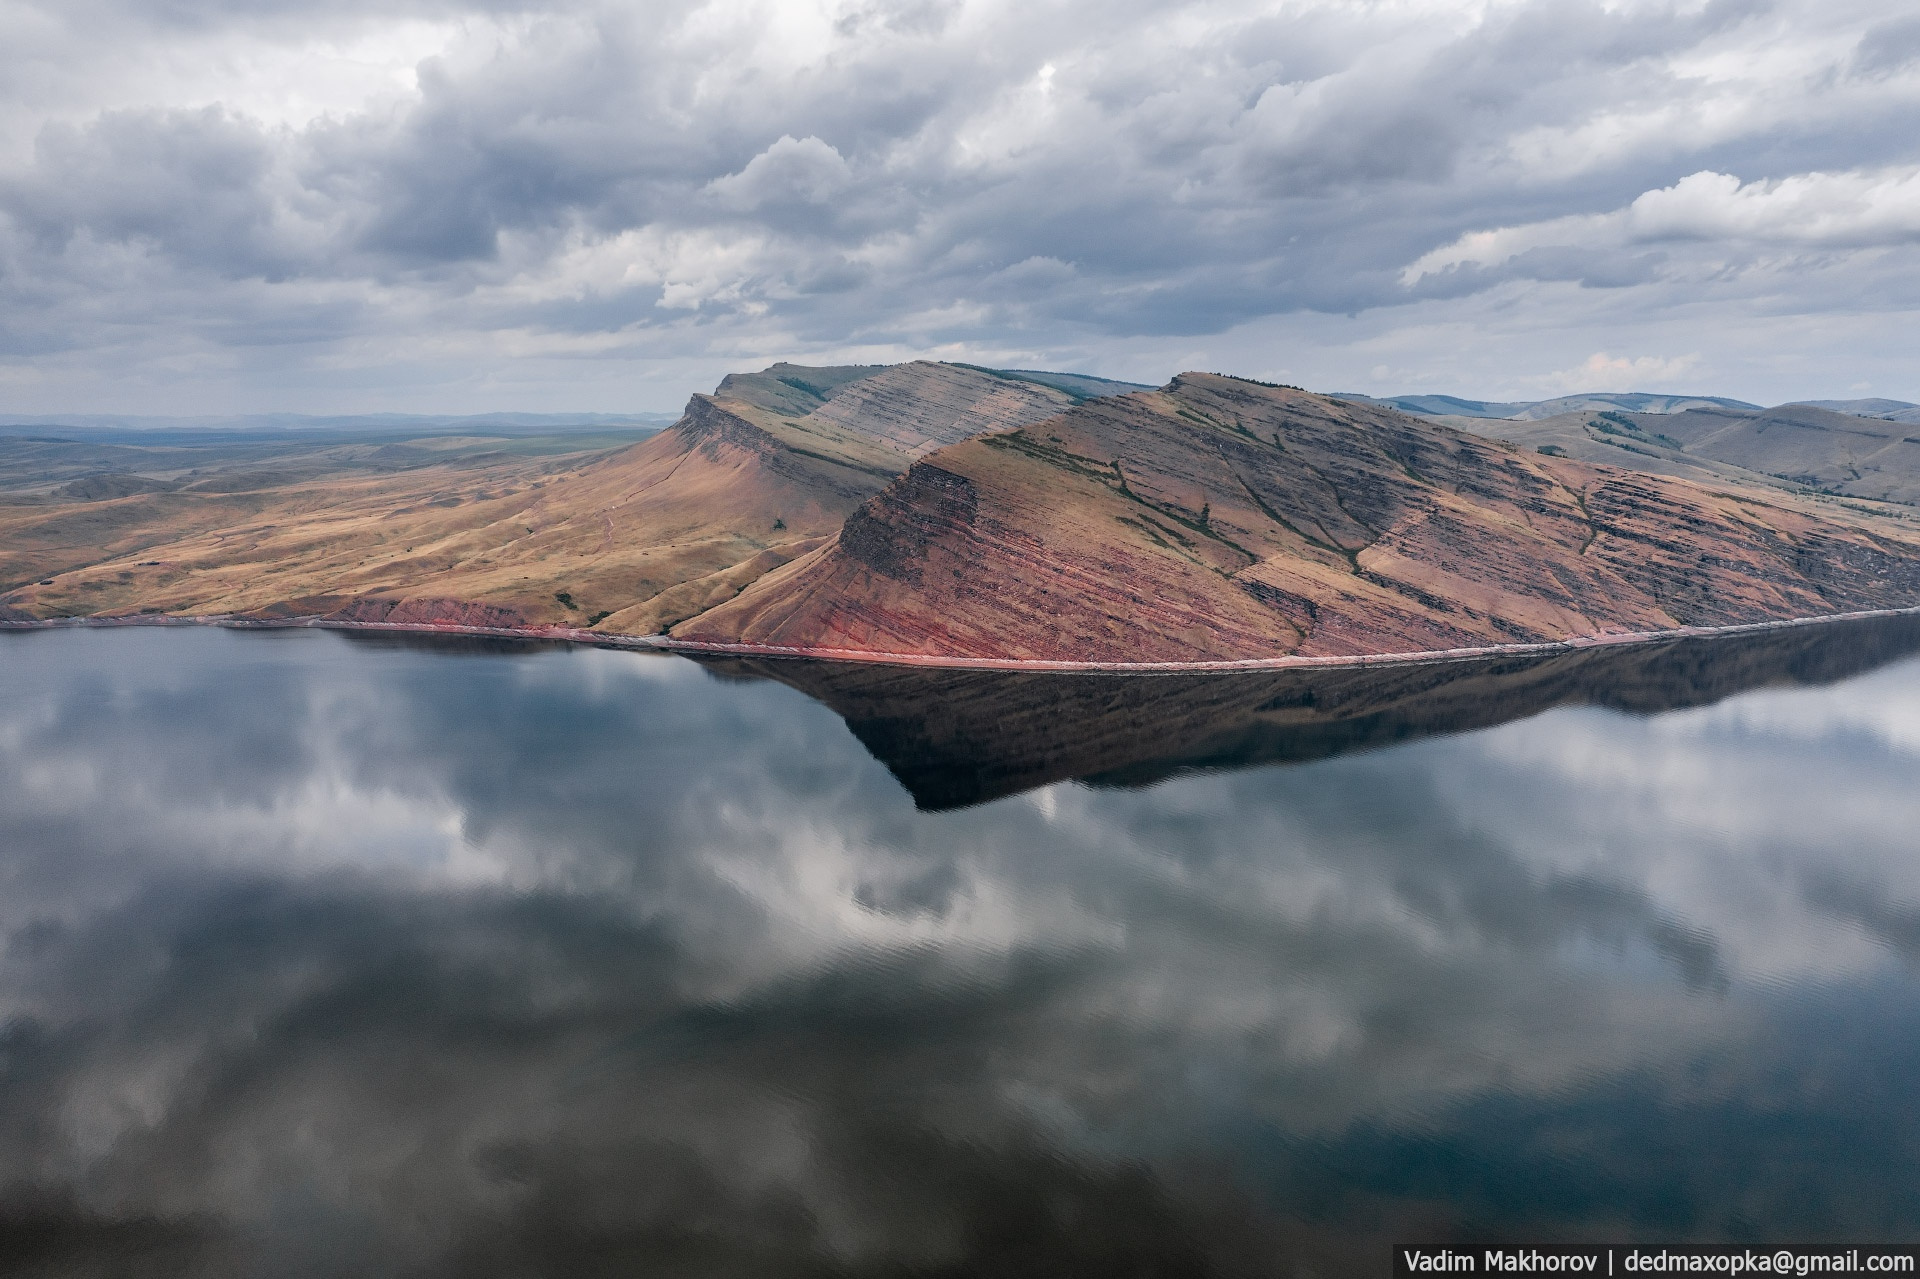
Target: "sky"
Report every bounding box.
[1,0,1917,415]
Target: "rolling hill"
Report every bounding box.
[1801,398,1920,423]
[1453,401,1920,508]
[1334,391,1760,419]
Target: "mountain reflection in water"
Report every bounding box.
[702,611,1920,808]
[3,622,1920,1277]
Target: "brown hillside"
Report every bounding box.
[0,362,1078,633]
[676,374,1920,662]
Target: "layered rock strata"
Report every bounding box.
[677,375,1920,662]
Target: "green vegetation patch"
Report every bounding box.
[1209,373,1304,391]
[981,431,1116,480]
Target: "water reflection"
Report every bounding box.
[3,624,1920,1276]
[701,611,1920,808]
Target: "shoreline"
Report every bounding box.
[6,605,1920,674]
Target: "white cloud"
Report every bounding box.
[703,134,853,210]
[1632,166,1920,243]
[1404,166,1920,284]
[1542,350,1701,393]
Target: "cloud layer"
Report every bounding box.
[0,0,1917,411]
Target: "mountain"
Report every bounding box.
[1334,391,1760,419]
[10,362,1920,664]
[676,374,1920,662]
[572,360,1087,633]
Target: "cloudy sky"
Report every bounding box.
[2,0,1918,415]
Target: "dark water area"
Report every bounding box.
[4,622,1920,1276]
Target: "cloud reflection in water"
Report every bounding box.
[3,625,1920,1275]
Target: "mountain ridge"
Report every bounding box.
[674,373,1920,663]
[9,360,1920,666]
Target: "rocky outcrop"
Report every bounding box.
[675,375,1920,662]
[838,463,981,585]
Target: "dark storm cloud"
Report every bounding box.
[3,108,291,277]
[0,0,1916,405]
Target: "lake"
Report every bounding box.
[4,620,1920,1276]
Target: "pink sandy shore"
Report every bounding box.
[6,605,1920,674]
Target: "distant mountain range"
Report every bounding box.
[1337,390,1920,424]
[1435,400,1920,507]
[0,411,676,437]
[10,359,1920,664]
[1335,391,1760,419]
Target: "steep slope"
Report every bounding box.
[531,363,1072,632]
[0,395,881,631]
[336,390,913,635]
[1443,407,1920,532]
[676,375,1920,663]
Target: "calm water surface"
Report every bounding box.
[4,624,1920,1276]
